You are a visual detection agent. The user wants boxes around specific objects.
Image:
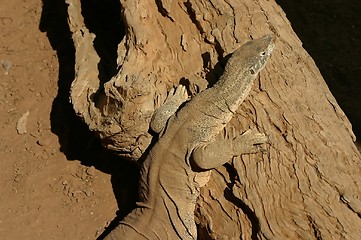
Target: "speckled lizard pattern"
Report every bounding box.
[104,34,275,240]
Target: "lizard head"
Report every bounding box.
[229,34,275,77]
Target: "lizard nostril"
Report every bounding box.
[250,68,255,75]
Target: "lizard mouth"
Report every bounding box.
[267,41,275,55]
[263,34,276,55]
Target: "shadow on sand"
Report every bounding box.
[39,0,138,238]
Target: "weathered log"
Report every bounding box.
[66,0,361,238]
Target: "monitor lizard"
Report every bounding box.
[104,34,275,240]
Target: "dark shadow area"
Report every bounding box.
[276,0,361,139]
[39,1,138,238]
[80,0,125,85]
[197,226,214,240]
[201,51,233,88]
[40,0,90,162]
[224,163,260,240]
[39,0,124,163]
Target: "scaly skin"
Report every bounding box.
[104,34,275,240]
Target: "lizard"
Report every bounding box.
[104,34,275,240]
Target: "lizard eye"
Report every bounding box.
[261,51,266,56]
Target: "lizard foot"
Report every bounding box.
[150,85,189,134]
[233,129,268,155]
[165,85,189,105]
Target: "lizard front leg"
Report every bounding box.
[150,85,188,134]
[191,129,268,170]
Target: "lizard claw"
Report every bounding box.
[233,129,269,154]
[165,85,189,104]
[174,85,189,102]
[167,88,176,98]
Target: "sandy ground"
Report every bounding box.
[0,0,360,240]
[0,1,138,239]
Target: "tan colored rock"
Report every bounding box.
[66,0,361,239]
[16,111,29,135]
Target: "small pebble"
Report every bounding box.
[0,60,12,74]
[36,137,51,147]
[86,166,96,176]
[16,111,30,135]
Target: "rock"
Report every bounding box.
[16,111,30,135]
[0,60,12,75]
[86,166,96,176]
[36,137,51,147]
